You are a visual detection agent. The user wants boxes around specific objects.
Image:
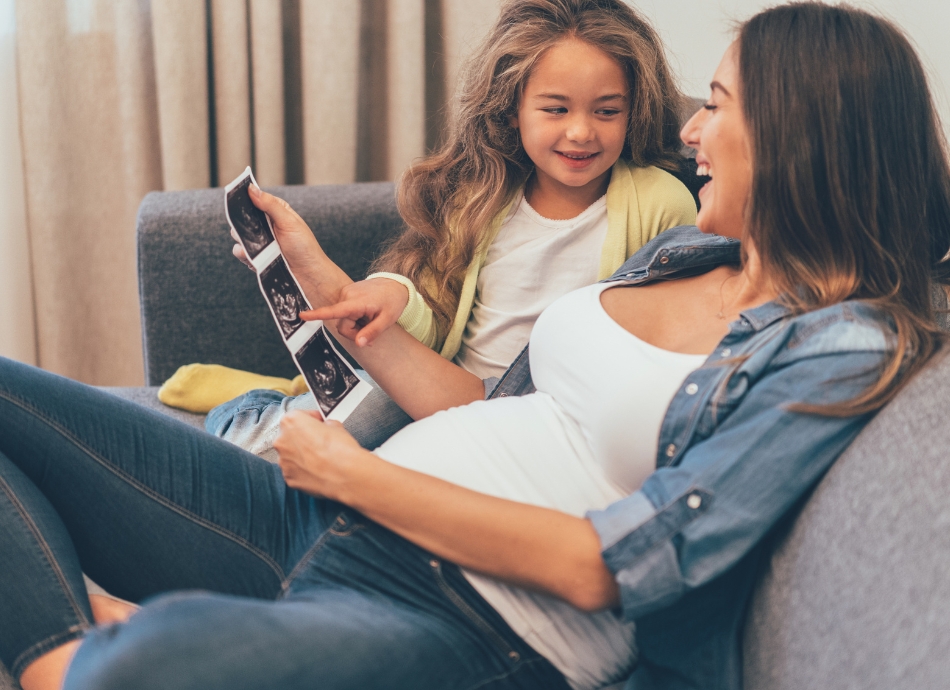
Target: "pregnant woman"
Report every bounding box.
[1,3,948,690]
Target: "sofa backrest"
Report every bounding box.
[743,347,950,689]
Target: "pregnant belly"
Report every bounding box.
[373,393,626,517]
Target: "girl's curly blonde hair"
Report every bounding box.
[372,0,685,341]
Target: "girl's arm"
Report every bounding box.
[275,411,621,612]
[241,185,485,419]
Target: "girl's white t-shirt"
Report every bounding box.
[454,192,608,379]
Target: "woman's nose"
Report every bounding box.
[680,107,704,149]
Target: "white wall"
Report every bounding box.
[634,0,950,137]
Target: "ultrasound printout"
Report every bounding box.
[225,167,371,421]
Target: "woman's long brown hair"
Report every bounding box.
[371,0,685,342]
[738,3,950,415]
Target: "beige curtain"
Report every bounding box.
[0,0,501,386]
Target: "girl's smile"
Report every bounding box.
[511,38,629,219]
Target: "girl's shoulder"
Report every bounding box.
[609,159,698,226]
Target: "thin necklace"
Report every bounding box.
[716,273,740,320]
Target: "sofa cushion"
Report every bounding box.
[743,348,950,689]
[100,387,206,429]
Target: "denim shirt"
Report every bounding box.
[488,226,892,690]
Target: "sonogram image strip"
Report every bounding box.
[225,167,372,421]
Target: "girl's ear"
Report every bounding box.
[508,113,519,129]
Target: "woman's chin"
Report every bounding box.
[695,210,716,235]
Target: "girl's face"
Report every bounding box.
[680,43,753,239]
[512,39,629,202]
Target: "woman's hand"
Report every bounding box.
[303,278,410,347]
[234,185,354,306]
[231,226,256,270]
[274,410,377,502]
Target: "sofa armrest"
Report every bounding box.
[137,182,402,386]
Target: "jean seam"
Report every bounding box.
[431,562,516,660]
[463,656,555,690]
[279,515,366,593]
[0,474,91,627]
[10,626,87,679]
[0,390,286,582]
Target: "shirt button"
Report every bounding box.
[685,383,698,395]
[659,256,670,264]
[687,493,702,510]
[665,444,676,457]
[429,559,439,568]
[499,393,508,397]
[720,348,732,357]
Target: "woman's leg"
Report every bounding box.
[0,358,569,690]
[0,358,335,681]
[63,513,572,690]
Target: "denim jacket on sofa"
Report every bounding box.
[488,226,892,690]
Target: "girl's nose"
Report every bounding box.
[566,116,594,143]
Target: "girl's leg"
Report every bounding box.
[207,373,413,458]
[0,358,335,680]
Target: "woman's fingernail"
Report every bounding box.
[250,183,261,195]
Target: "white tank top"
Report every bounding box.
[375,281,706,689]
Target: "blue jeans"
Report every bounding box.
[206,372,414,459]
[0,358,568,690]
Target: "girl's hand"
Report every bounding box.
[274,410,374,502]
[302,278,410,347]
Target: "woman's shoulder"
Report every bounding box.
[768,300,893,361]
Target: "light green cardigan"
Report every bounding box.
[368,159,697,360]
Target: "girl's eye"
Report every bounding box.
[597,109,621,117]
[542,107,568,115]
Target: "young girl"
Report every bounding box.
[199,0,697,454]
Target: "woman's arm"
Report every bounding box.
[241,185,485,419]
[274,411,620,612]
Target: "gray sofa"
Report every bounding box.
[4,179,950,690]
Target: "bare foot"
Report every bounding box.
[20,639,80,690]
[90,594,138,624]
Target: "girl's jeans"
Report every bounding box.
[0,358,568,690]
[205,372,413,461]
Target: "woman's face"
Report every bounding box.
[680,43,753,239]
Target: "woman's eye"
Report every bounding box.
[703,102,717,111]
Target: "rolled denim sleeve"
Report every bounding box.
[587,349,885,622]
